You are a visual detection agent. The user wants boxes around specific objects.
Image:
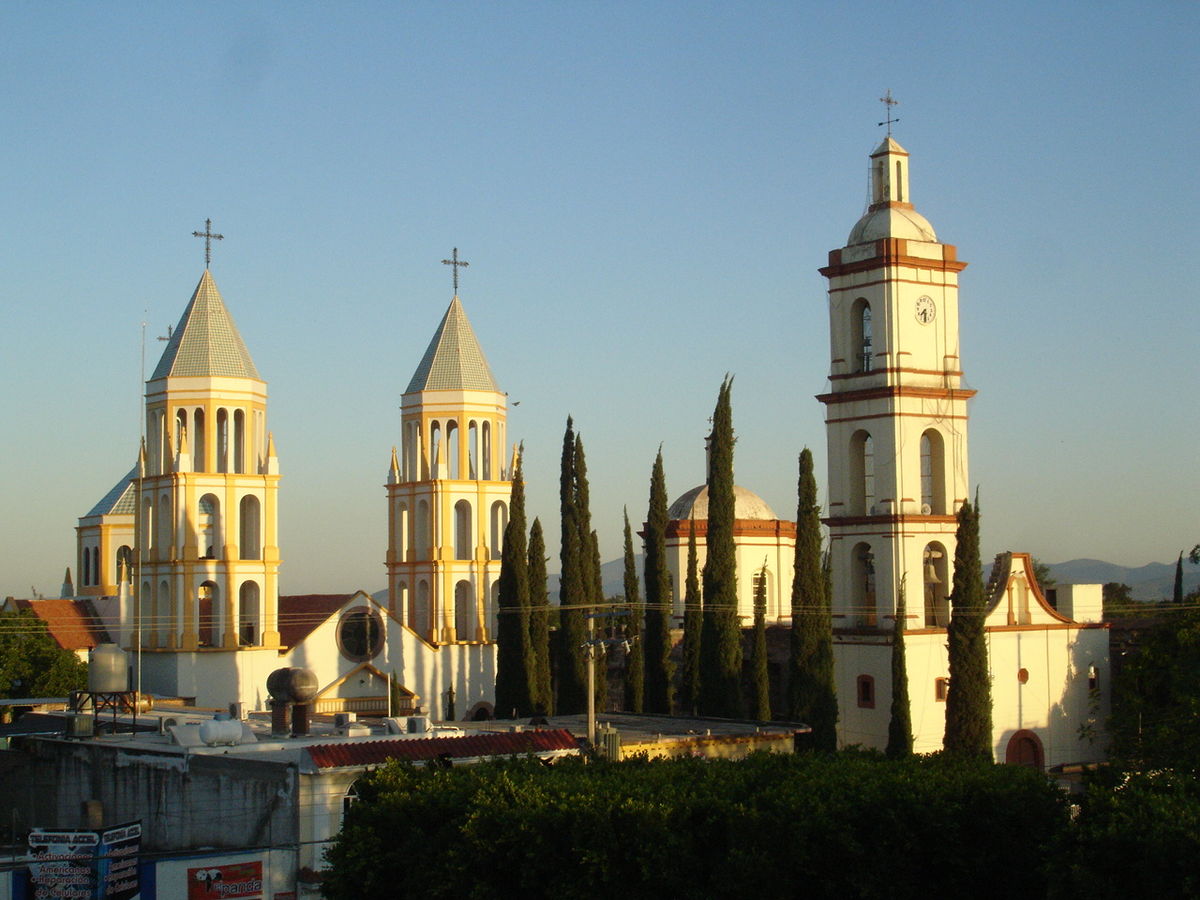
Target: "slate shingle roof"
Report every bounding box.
[84,467,138,518]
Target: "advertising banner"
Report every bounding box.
[185,861,263,900]
[27,823,141,900]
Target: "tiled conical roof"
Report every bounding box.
[150,270,260,380]
[405,296,499,393]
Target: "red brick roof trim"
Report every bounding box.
[305,729,580,769]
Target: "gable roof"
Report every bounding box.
[278,594,356,647]
[405,296,499,393]
[150,270,261,380]
[13,597,110,650]
[305,728,580,769]
[84,466,138,518]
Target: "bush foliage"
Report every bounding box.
[323,752,1068,899]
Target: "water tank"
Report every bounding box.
[266,667,319,703]
[88,644,128,693]
[198,718,245,746]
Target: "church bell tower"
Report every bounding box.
[818,136,973,630]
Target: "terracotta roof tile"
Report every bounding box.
[305,729,580,769]
[278,594,354,647]
[14,598,109,650]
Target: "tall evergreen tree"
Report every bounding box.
[1174,551,1185,605]
[621,509,645,712]
[495,449,535,717]
[556,417,588,714]
[679,520,703,716]
[588,527,609,713]
[528,517,553,715]
[574,436,607,712]
[643,448,675,713]
[750,562,771,720]
[787,448,837,748]
[886,581,913,759]
[943,495,992,758]
[700,376,743,718]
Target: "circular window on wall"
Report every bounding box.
[338,608,384,662]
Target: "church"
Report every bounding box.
[70,241,502,719]
[54,127,1108,766]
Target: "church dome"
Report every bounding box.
[667,484,779,522]
[847,205,937,245]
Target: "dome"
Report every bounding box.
[847,205,937,245]
[667,484,779,522]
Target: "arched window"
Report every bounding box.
[851,299,873,373]
[851,542,875,627]
[455,500,472,561]
[416,500,430,560]
[429,422,442,477]
[446,420,460,479]
[489,580,500,639]
[1005,730,1044,770]
[414,580,431,637]
[142,499,154,554]
[193,409,206,472]
[923,542,949,627]
[216,409,229,473]
[239,495,261,560]
[895,160,904,202]
[239,581,260,645]
[157,495,172,557]
[233,409,245,474]
[920,430,947,514]
[157,579,171,646]
[81,548,91,587]
[116,546,133,584]
[175,408,188,460]
[468,421,479,479]
[405,421,420,481]
[199,494,220,559]
[849,431,875,516]
[396,503,409,563]
[454,581,474,641]
[396,580,409,626]
[198,580,219,647]
[482,421,492,480]
[490,501,508,560]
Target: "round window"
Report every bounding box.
[338,608,384,661]
[1017,668,1029,684]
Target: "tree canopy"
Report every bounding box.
[0,609,88,699]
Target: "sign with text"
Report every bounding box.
[186,860,263,900]
[27,822,141,900]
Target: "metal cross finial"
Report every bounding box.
[192,218,224,268]
[441,247,469,294]
[878,90,900,136]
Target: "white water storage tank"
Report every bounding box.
[88,643,128,693]
[199,718,245,746]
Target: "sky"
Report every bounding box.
[3,2,1197,599]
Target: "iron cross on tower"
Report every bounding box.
[442,247,469,294]
[192,218,224,268]
[878,90,900,136]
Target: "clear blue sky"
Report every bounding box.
[3,2,1196,598]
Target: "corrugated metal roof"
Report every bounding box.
[405,296,499,393]
[84,466,138,518]
[150,270,260,380]
[305,729,579,769]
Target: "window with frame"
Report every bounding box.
[856,674,875,709]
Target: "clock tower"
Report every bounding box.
[818,136,973,632]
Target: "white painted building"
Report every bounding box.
[820,137,1109,767]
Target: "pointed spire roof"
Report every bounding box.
[405,296,499,393]
[151,270,260,380]
[85,466,138,517]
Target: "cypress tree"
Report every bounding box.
[621,509,645,713]
[574,436,607,712]
[787,447,837,748]
[679,520,703,716]
[886,581,913,759]
[943,496,992,758]
[528,517,553,715]
[495,448,534,717]
[643,448,675,713]
[700,376,743,718]
[750,562,771,720]
[556,417,587,714]
[1174,551,1184,605]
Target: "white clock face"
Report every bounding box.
[915,295,936,325]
